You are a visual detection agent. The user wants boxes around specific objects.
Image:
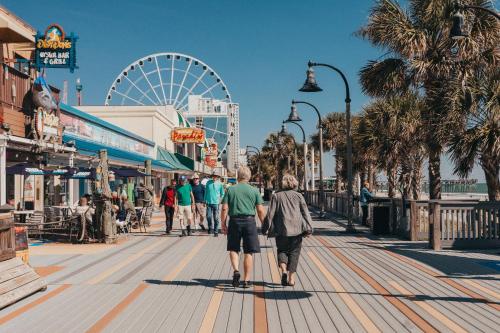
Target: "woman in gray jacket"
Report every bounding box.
[262,174,313,286]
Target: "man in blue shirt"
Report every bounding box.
[191,173,206,232]
[360,181,374,226]
[204,173,225,236]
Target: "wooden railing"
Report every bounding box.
[0,63,30,110]
[304,190,499,249]
[430,200,500,250]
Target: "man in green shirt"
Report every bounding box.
[221,166,266,288]
[175,175,195,237]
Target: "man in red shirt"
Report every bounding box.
[160,179,177,234]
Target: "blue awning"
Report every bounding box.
[64,135,174,171]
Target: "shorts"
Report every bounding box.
[227,216,260,254]
[194,203,206,220]
[177,205,193,221]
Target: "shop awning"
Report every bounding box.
[110,167,150,178]
[7,164,45,175]
[157,147,192,171]
[63,135,174,172]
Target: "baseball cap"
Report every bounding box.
[180,175,187,181]
[192,173,200,179]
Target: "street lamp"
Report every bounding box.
[450,1,499,40]
[246,145,262,191]
[300,60,355,232]
[283,120,308,190]
[289,99,325,215]
[280,123,298,177]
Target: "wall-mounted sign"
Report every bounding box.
[204,142,218,168]
[171,127,205,144]
[35,24,78,72]
[31,76,61,142]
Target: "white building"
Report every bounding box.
[185,95,240,174]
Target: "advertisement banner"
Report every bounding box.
[204,142,218,168]
[171,127,205,144]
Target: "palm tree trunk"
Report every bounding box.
[335,154,342,193]
[411,158,423,200]
[481,156,500,201]
[428,147,441,199]
[387,165,396,198]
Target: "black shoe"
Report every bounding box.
[281,273,288,287]
[180,230,187,237]
[242,281,251,289]
[199,224,206,231]
[232,271,240,288]
[208,228,212,234]
[166,230,171,234]
[187,226,192,236]
[214,233,218,237]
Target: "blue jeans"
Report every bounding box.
[206,204,220,232]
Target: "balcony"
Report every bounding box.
[0,63,30,137]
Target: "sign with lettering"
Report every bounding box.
[35,24,78,72]
[204,142,218,168]
[170,127,205,144]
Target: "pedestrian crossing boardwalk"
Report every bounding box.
[0,213,498,333]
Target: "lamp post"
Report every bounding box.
[299,61,355,232]
[246,145,262,191]
[76,78,83,106]
[450,1,499,40]
[289,100,325,215]
[283,119,308,191]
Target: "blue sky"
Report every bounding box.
[3,0,485,181]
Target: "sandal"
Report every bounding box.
[232,271,240,288]
[281,273,288,287]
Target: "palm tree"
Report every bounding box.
[354,93,425,199]
[311,113,347,192]
[357,0,499,199]
[448,68,500,200]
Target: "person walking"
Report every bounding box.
[175,175,195,237]
[221,166,266,288]
[360,181,374,226]
[191,173,207,232]
[160,179,177,234]
[262,174,313,287]
[204,173,225,236]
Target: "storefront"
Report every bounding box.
[59,103,180,205]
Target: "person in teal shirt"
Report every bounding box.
[175,176,195,236]
[204,173,225,236]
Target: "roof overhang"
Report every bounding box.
[0,6,36,43]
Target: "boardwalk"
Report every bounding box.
[0,212,499,333]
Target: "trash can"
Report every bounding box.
[371,199,391,235]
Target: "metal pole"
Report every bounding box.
[304,144,308,191]
[319,123,325,214]
[294,148,298,178]
[310,146,315,191]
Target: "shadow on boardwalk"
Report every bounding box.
[144,278,313,300]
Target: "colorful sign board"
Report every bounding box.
[171,127,205,144]
[35,24,78,72]
[204,142,218,168]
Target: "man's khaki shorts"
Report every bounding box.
[177,205,193,222]
[194,203,206,220]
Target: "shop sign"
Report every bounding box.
[171,127,205,144]
[204,142,218,168]
[35,108,60,140]
[35,24,78,72]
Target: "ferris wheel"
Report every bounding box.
[104,52,235,158]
